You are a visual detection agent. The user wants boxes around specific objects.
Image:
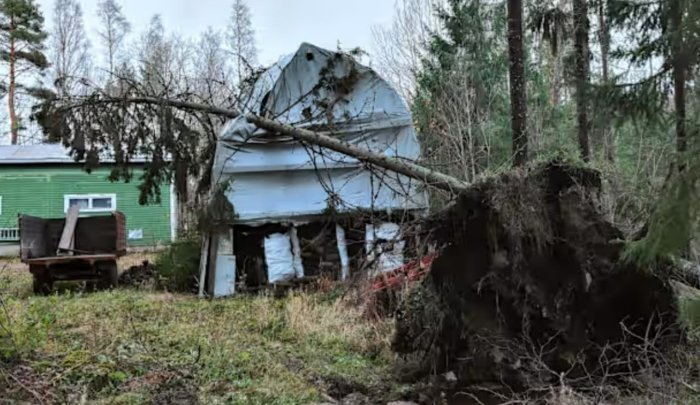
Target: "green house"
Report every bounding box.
[0,144,175,255]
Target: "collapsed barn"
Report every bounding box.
[201,43,429,297]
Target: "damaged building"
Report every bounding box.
[201,43,428,297]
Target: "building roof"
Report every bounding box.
[214,43,428,224]
[0,144,153,165]
[232,42,412,144]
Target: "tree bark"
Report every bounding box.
[8,17,19,145]
[574,0,591,162]
[507,0,528,167]
[59,96,471,193]
[597,0,615,162]
[670,0,687,155]
[247,114,471,193]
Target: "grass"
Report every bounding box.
[0,258,398,404]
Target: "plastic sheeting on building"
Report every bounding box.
[211,43,428,225]
[264,233,296,284]
[366,222,405,274]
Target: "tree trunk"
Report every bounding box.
[574,0,590,162]
[670,0,687,155]
[507,0,528,167]
[247,114,471,193]
[549,31,563,107]
[597,0,615,162]
[8,18,19,145]
[674,67,687,154]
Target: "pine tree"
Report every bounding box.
[0,0,47,144]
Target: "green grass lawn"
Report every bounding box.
[0,263,400,404]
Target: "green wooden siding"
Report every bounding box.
[0,165,172,247]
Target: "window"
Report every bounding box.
[0,196,2,215]
[64,194,116,213]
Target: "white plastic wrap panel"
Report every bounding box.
[336,224,350,280]
[213,255,236,297]
[365,222,405,274]
[257,43,410,127]
[264,233,296,284]
[289,227,305,278]
[226,167,428,222]
[215,126,421,174]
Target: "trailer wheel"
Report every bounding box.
[31,266,52,295]
[97,261,119,290]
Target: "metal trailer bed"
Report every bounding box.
[18,212,127,294]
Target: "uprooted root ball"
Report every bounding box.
[393,161,683,391]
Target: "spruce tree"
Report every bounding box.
[606,0,700,261]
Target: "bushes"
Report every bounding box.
[680,297,700,340]
[154,235,201,293]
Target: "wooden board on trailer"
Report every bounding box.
[57,205,80,254]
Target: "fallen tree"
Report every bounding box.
[40,95,693,399]
[42,96,470,194]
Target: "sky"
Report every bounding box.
[34,0,396,66]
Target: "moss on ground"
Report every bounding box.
[0,265,397,404]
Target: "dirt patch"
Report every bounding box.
[323,375,369,399]
[119,260,158,288]
[393,161,683,393]
[0,360,61,404]
[151,377,199,405]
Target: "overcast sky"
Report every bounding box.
[34,0,396,65]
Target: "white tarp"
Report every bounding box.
[289,227,305,278]
[366,222,405,273]
[336,224,350,280]
[264,233,296,283]
[212,43,428,225]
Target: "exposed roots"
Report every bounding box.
[393,161,687,396]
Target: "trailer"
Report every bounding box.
[18,211,127,295]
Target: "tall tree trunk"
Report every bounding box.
[574,0,590,162]
[670,0,687,155]
[597,0,614,162]
[674,68,687,153]
[507,0,528,167]
[8,26,19,145]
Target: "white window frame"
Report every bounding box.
[0,196,3,215]
[64,194,117,213]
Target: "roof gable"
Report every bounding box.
[242,43,410,131]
